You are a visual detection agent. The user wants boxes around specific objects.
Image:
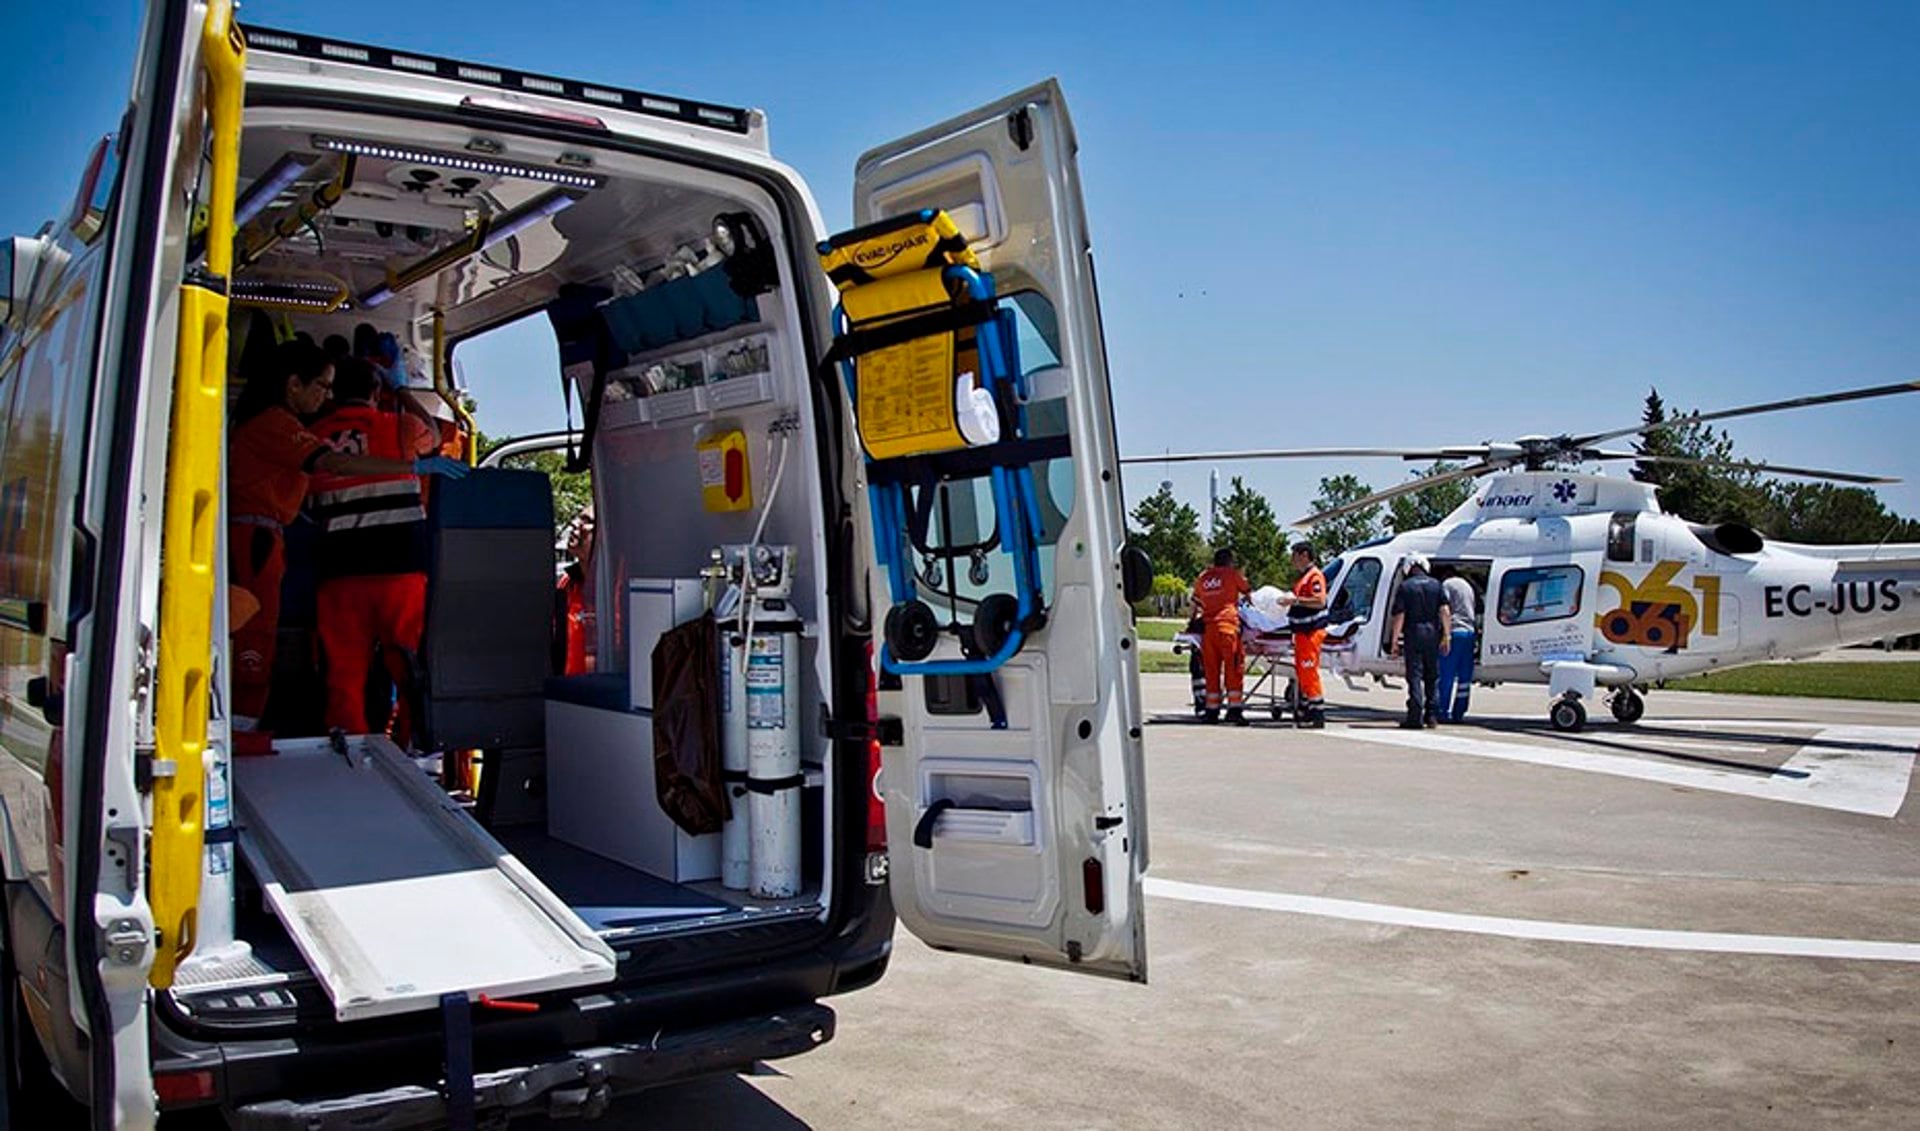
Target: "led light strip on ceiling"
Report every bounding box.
[232,276,351,312]
[310,135,605,190]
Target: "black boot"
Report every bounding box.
[1202,708,1220,725]
[1225,707,1248,727]
[1304,708,1326,730]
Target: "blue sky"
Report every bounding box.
[6,2,1918,527]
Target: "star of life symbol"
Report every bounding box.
[1551,478,1578,503]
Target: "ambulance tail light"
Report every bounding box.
[154,1068,217,1108]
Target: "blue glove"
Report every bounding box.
[373,332,402,367]
[374,333,408,389]
[414,456,471,479]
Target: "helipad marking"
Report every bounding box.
[1323,725,1916,817]
[1145,877,1920,963]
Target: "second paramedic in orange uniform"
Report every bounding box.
[1193,548,1253,726]
[1283,541,1330,728]
[307,357,470,738]
[228,341,463,731]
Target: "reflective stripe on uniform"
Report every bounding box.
[321,507,428,532]
[312,479,421,506]
[313,478,425,531]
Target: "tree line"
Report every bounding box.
[1129,388,1920,589]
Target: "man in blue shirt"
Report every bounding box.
[1387,554,1452,729]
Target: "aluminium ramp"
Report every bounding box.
[234,736,617,1021]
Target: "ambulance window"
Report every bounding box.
[1331,557,1382,622]
[1006,292,1062,377]
[1496,564,1584,626]
[1606,512,1636,562]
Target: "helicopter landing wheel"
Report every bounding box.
[1610,688,1646,725]
[1550,696,1587,733]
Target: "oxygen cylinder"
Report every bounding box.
[719,622,751,891]
[745,613,803,899]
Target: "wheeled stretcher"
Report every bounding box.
[1173,609,1369,720]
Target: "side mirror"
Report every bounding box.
[1121,544,1154,605]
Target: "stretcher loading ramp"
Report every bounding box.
[234,736,617,1021]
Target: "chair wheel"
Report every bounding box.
[970,593,1021,659]
[885,601,941,663]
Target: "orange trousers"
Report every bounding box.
[229,522,285,724]
[1292,627,1326,707]
[316,572,427,737]
[1200,622,1245,710]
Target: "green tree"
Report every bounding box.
[1387,461,1474,533]
[1128,483,1207,581]
[1210,476,1286,587]
[475,431,594,531]
[1763,482,1920,544]
[1307,473,1382,559]
[1631,387,1767,524]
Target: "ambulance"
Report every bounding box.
[0,1,1147,1125]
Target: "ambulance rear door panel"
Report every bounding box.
[58,0,228,1121]
[853,82,1147,981]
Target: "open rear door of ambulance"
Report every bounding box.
[853,81,1149,981]
[63,1,242,1124]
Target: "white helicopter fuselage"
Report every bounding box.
[1325,472,1920,693]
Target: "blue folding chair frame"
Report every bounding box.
[834,267,1050,676]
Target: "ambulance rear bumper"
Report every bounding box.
[221,1003,834,1130]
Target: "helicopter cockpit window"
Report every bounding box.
[1496,564,1584,627]
[1330,557,1383,623]
[1606,512,1637,563]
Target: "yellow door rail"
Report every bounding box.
[432,309,478,465]
[150,0,244,989]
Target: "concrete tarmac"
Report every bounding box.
[570,673,1920,1129]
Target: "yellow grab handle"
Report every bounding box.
[149,0,244,990]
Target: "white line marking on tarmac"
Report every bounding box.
[1145,877,1920,963]
[1323,726,1918,817]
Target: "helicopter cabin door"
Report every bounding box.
[1480,553,1601,673]
[851,81,1148,981]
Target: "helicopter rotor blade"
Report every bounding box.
[1117,446,1487,466]
[1292,460,1500,527]
[1585,451,1899,486]
[1573,379,1920,450]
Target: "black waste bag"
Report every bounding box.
[652,613,728,835]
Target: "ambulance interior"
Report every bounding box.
[191,110,845,1000]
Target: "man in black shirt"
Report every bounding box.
[1387,553,1453,729]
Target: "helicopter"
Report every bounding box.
[1123,381,1920,731]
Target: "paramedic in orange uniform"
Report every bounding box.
[1193,548,1253,726]
[307,357,470,738]
[1283,541,1330,728]
[228,341,464,731]
[554,508,596,675]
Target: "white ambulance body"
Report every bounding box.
[0,1,1146,1125]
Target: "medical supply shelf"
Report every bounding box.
[597,324,781,432]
